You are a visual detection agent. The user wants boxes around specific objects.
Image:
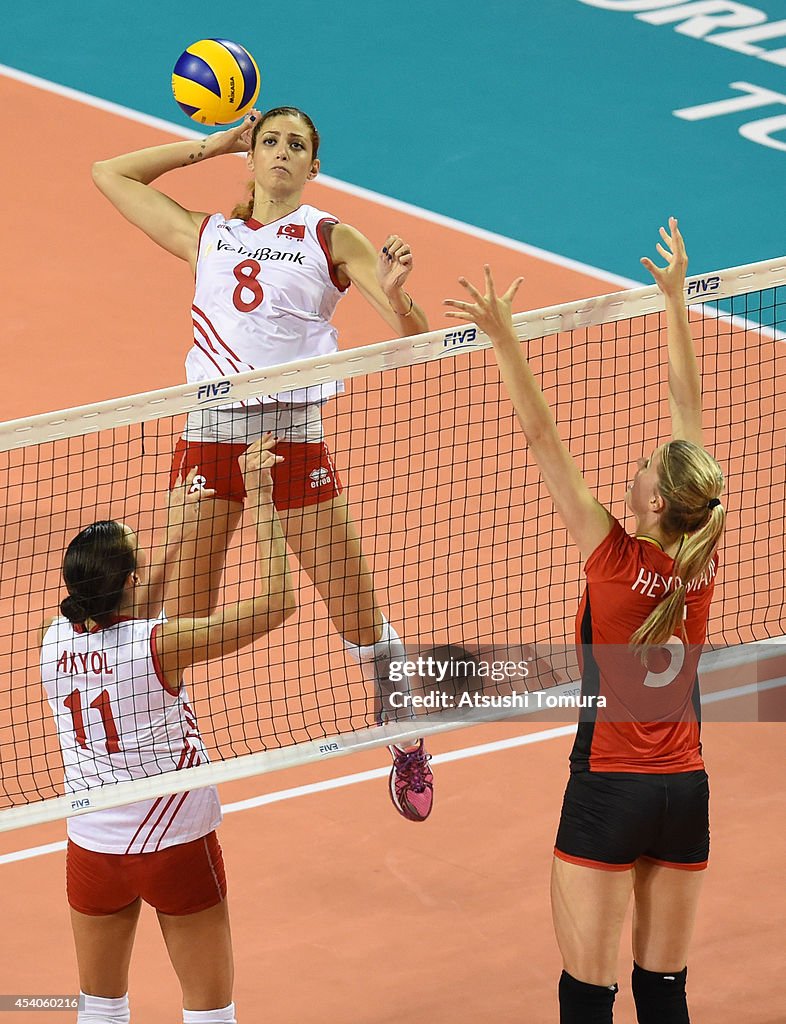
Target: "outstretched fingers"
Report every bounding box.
[170,465,215,499]
[183,466,216,500]
[669,216,686,258]
[443,299,474,321]
[502,276,525,304]
[167,467,216,536]
[484,264,497,301]
[443,275,484,321]
[443,268,524,336]
[641,216,688,294]
[250,432,278,453]
[458,275,484,303]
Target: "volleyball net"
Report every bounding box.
[2,257,785,831]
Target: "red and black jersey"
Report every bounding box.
[570,519,718,774]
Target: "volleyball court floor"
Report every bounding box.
[1,74,784,1023]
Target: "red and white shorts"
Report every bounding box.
[170,438,343,508]
[67,830,227,916]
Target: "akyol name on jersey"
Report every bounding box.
[41,615,221,854]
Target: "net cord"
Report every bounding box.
[2,256,784,454]
[1,640,784,833]
[3,255,785,832]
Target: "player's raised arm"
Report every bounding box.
[155,436,296,684]
[91,111,260,265]
[329,223,429,336]
[444,268,614,562]
[96,102,435,822]
[130,468,217,621]
[640,217,703,447]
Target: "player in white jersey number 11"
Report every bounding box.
[93,107,434,823]
[40,437,295,1024]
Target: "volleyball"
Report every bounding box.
[172,38,260,125]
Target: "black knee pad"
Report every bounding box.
[558,970,617,1024]
[631,962,689,1024]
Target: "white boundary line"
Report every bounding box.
[0,61,634,286]
[7,59,786,314]
[1,63,784,859]
[0,724,577,866]
[2,652,783,850]
[3,663,784,867]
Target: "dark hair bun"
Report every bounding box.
[61,520,136,627]
[61,594,88,623]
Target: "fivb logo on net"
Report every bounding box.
[197,380,233,402]
[687,275,721,297]
[443,326,478,349]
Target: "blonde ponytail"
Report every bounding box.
[630,441,725,653]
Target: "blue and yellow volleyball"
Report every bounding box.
[172,39,260,125]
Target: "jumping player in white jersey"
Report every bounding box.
[92,107,433,822]
[41,437,295,1024]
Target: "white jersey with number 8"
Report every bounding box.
[188,205,349,405]
[41,615,221,855]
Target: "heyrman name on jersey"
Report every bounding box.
[56,650,114,676]
[631,558,717,600]
[216,239,305,264]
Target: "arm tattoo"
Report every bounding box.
[184,140,208,165]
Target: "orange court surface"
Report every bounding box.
[1,72,784,1024]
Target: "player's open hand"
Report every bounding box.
[377,235,414,296]
[443,266,524,344]
[168,467,217,535]
[204,109,262,157]
[239,434,283,496]
[641,217,688,299]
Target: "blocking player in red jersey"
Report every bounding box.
[92,107,434,821]
[445,219,725,1024]
[41,438,295,1024]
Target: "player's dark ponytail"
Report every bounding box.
[61,521,136,627]
[630,441,725,653]
[230,107,320,221]
[230,180,256,222]
[60,594,89,623]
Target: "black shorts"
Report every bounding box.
[554,770,709,872]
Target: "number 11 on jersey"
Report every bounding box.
[64,689,121,753]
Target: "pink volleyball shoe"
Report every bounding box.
[388,740,434,822]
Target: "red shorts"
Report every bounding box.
[66,831,227,916]
[170,439,343,508]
